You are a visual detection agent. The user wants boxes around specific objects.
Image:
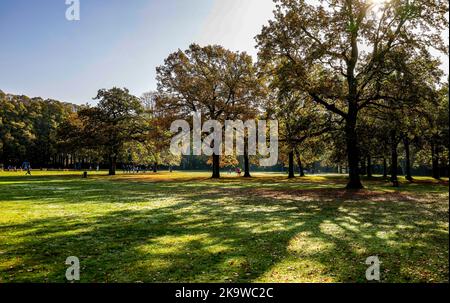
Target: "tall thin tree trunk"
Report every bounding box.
[243,140,251,178]
[360,157,367,176]
[383,157,388,179]
[288,151,295,179]
[431,142,440,180]
[295,150,305,177]
[153,162,158,173]
[109,155,117,176]
[345,113,363,189]
[0,143,4,167]
[109,146,118,176]
[391,136,399,187]
[367,155,373,178]
[404,137,413,181]
[212,154,220,178]
[444,158,449,178]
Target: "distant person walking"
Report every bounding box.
[22,161,31,175]
[235,167,242,177]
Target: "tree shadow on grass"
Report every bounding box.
[0,177,448,283]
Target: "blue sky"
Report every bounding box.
[0,0,448,105]
[0,0,275,104]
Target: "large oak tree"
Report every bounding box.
[78,88,147,175]
[256,0,448,189]
[156,44,261,178]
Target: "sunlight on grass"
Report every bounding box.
[0,171,448,282]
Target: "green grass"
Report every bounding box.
[0,171,448,283]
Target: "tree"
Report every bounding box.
[368,47,444,185]
[0,91,75,168]
[28,98,72,168]
[78,87,146,175]
[156,44,260,178]
[256,0,448,189]
[419,83,449,179]
[263,57,335,179]
[137,91,177,173]
[269,92,333,178]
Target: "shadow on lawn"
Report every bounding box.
[0,176,448,283]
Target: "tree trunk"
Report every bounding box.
[431,143,440,180]
[296,151,305,177]
[243,140,251,178]
[390,137,399,187]
[360,157,367,176]
[345,29,363,190]
[367,155,372,178]
[404,137,413,181]
[382,157,387,179]
[345,113,364,189]
[0,142,5,166]
[212,154,220,178]
[288,151,295,179]
[153,162,158,173]
[109,155,116,176]
[443,158,449,178]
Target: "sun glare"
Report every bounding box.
[369,0,389,16]
[370,0,388,7]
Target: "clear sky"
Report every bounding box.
[0,0,448,105]
[0,0,275,104]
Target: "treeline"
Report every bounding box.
[0,89,178,172]
[0,90,76,167]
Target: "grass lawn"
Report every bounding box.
[0,170,448,283]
